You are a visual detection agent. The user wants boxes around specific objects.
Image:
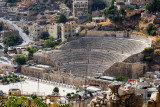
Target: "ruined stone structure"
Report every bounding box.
[90,82,144,107]
[0,63,16,75]
[104,62,145,78]
[147,85,160,107]
[33,51,56,66]
[31,34,151,86]
[21,64,57,78]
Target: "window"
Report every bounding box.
[141,94,143,97]
[147,93,151,98]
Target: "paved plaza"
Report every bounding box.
[0,79,76,96]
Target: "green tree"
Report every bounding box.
[64,0,72,8]
[48,36,55,41]
[3,35,20,46]
[92,0,106,11]
[126,6,134,10]
[119,7,126,17]
[53,87,59,93]
[23,27,29,35]
[58,14,67,23]
[3,46,8,54]
[104,0,118,21]
[144,56,152,62]
[144,47,154,54]
[66,93,71,97]
[44,40,59,48]
[87,14,95,21]
[25,47,37,59]
[145,0,160,13]
[145,3,152,12]
[41,32,50,40]
[146,23,156,35]
[14,55,26,65]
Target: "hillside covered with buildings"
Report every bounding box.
[1,0,160,107]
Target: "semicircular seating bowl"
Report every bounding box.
[49,51,127,65]
[64,64,109,77]
[59,37,147,55]
[48,37,149,77]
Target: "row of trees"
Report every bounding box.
[0,74,24,84]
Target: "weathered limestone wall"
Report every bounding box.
[87,30,152,43]
[103,62,145,78]
[0,63,16,74]
[90,82,144,107]
[147,85,160,107]
[21,65,46,78]
[33,52,56,66]
[123,53,144,63]
[87,30,127,38]
[43,72,85,86]
[86,78,112,90]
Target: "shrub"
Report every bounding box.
[58,14,67,23]
[14,55,26,65]
[44,40,59,48]
[3,35,20,46]
[41,32,50,40]
[66,93,71,97]
[144,47,154,54]
[53,87,59,93]
[144,56,152,62]
[146,23,156,35]
[114,76,128,82]
[150,30,156,36]
[23,27,29,35]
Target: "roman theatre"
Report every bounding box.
[31,31,152,87]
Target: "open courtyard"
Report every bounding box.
[0,79,76,96]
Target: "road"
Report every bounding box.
[0,18,33,65]
[0,18,33,46]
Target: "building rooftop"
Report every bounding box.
[86,86,101,92]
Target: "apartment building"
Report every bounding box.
[73,0,88,17]
[29,21,78,41]
[47,21,78,42]
[28,23,45,41]
[0,0,6,7]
